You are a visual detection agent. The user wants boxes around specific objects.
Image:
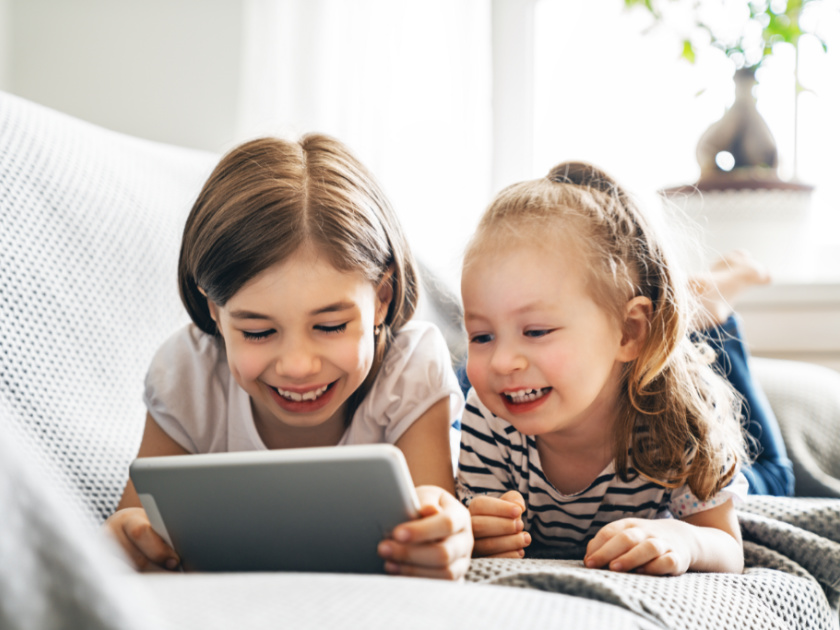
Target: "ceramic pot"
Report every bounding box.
[695,67,780,188]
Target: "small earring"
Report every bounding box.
[374,323,382,337]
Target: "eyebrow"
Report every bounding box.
[229,301,356,320]
[464,301,549,322]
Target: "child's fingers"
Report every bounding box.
[584,520,647,569]
[392,509,465,544]
[378,528,473,573]
[378,486,473,580]
[634,551,685,576]
[468,495,523,519]
[395,490,470,544]
[113,508,180,571]
[592,540,660,573]
[132,529,180,571]
[471,513,523,539]
[473,531,531,558]
[498,490,527,512]
[585,518,637,556]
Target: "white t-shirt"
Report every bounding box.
[143,320,464,467]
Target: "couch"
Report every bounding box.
[1,90,839,630]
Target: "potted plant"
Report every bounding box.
[625,0,833,279]
[625,0,829,188]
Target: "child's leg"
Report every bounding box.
[691,251,795,496]
[689,249,771,329]
[701,316,795,496]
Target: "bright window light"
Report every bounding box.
[532,0,840,199]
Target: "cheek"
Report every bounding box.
[539,348,570,375]
[531,344,577,386]
[334,331,376,377]
[465,353,487,390]
[227,343,270,382]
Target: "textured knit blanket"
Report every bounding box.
[465,496,840,630]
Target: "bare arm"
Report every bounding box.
[680,500,744,573]
[585,500,743,575]
[394,397,455,493]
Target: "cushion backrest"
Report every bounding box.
[752,356,840,498]
[0,92,217,524]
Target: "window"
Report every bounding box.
[528,0,840,274]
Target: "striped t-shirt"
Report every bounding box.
[456,389,748,548]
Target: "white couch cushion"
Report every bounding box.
[0,91,217,524]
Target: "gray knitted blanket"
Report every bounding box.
[465,496,840,630]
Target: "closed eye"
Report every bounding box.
[315,323,348,334]
[242,329,274,340]
[524,329,555,338]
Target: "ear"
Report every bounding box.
[374,268,395,327]
[617,296,652,362]
[206,299,220,324]
[199,286,223,335]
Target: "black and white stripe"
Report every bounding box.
[456,389,743,547]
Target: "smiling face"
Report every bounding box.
[206,245,391,443]
[462,239,633,445]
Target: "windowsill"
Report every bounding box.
[733,281,840,372]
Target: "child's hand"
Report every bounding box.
[584,517,692,576]
[376,485,473,580]
[103,507,181,572]
[469,490,531,558]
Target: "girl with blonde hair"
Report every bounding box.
[457,161,749,575]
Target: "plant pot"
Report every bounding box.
[695,67,780,185]
[662,68,814,280]
[663,186,814,281]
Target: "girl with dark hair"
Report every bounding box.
[105,135,472,579]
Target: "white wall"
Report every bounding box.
[2,0,244,153]
[0,0,9,90]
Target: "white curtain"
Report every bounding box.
[236,0,493,291]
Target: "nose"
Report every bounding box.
[489,337,527,374]
[275,336,321,380]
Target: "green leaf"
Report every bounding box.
[764,12,802,45]
[681,39,696,63]
[626,0,827,67]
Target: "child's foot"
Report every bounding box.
[690,250,771,327]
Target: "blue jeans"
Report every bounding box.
[700,315,795,496]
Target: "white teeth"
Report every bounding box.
[275,384,329,402]
[504,388,549,403]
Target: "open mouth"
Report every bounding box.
[503,387,551,404]
[272,381,335,402]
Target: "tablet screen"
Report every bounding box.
[130,444,420,573]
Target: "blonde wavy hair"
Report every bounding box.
[178,134,419,421]
[464,161,747,500]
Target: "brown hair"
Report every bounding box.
[464,162,747,500]
[178,134,419,419]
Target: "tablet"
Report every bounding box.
[129,443,420,573]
